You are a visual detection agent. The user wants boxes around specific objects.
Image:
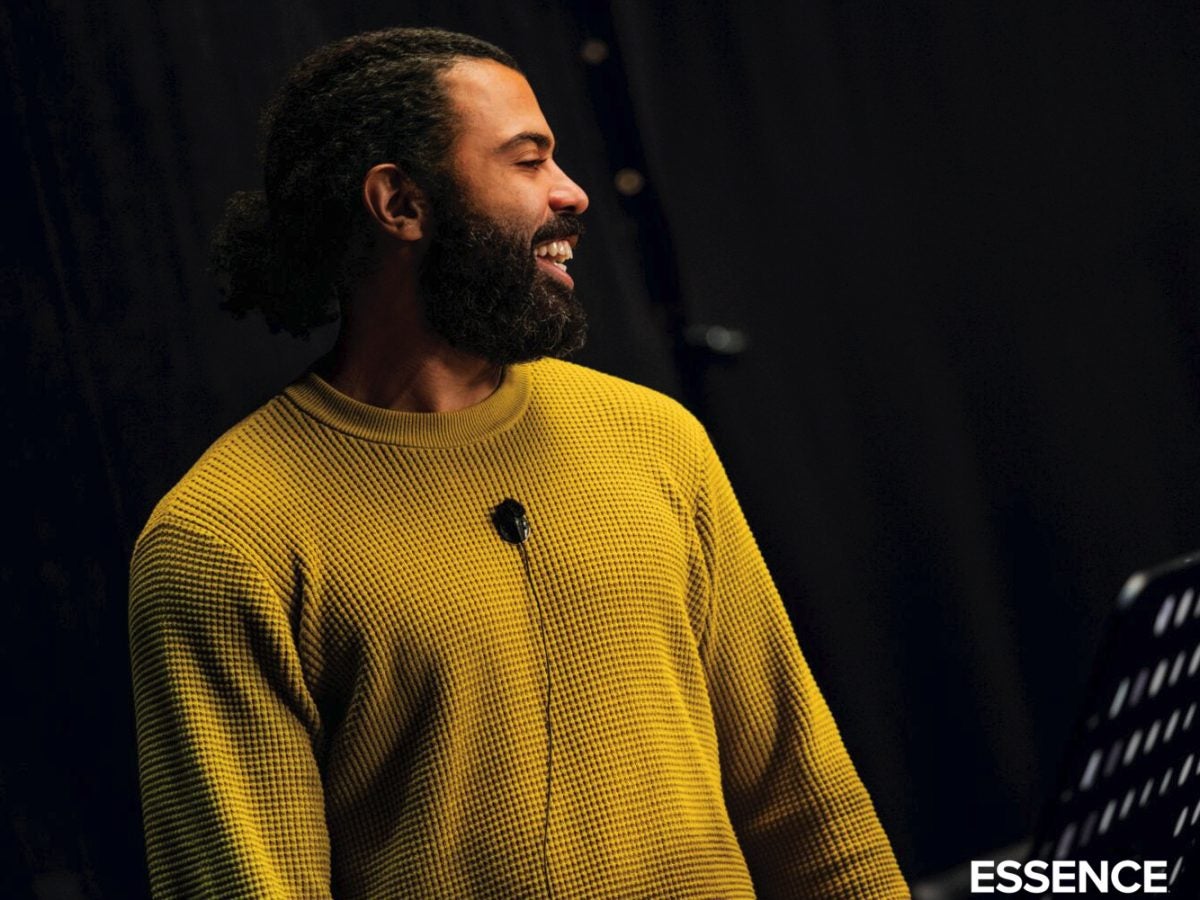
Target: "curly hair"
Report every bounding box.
[209,28,520,337]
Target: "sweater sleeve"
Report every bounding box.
[693,441,909,899]
[129,516,332,899]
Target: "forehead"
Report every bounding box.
[440,59,552,153]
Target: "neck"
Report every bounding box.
[319,262,502,413]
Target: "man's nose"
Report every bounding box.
[549,164,589,216]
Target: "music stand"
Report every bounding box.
[1030,550,1200,894]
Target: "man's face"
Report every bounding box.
[419,59,591,366]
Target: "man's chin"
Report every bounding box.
[484,329,588,367]
[486,309,588,366]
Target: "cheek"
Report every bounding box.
[493,179,549,227]
[505,198,545,236]
[447,169,546,244]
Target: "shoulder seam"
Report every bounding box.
[136,512,286,606]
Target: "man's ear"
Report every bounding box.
[362,163,431,242]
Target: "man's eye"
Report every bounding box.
[518,158,547,169]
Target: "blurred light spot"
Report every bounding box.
[580,38,609,65]
[614,168,645,196]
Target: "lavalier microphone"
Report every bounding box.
[492,498,530,545]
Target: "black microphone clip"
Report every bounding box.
[492,498,530,545]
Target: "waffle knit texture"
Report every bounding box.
[130,358,908,899]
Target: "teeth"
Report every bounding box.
[533,239,575,265]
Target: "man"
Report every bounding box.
[129,26,908,899]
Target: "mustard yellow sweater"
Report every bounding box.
[129,359,907,899]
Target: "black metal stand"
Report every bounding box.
[1031,551,1200,895]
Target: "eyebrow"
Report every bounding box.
[496,131,554,154]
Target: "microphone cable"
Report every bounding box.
[492,498,554,899]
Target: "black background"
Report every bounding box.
[5,1,1200,896]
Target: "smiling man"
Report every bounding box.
[129,27,908,899]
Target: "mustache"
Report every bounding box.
[531,214,585,247]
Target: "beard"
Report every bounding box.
[418,189,587,366]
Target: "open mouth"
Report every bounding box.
[533,238,575,268]
[532,235,577,282]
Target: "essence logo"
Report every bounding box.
[970,860,1169,894]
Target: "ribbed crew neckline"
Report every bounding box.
[281,363,532,448]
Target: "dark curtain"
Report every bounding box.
[4,0,1199,896]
